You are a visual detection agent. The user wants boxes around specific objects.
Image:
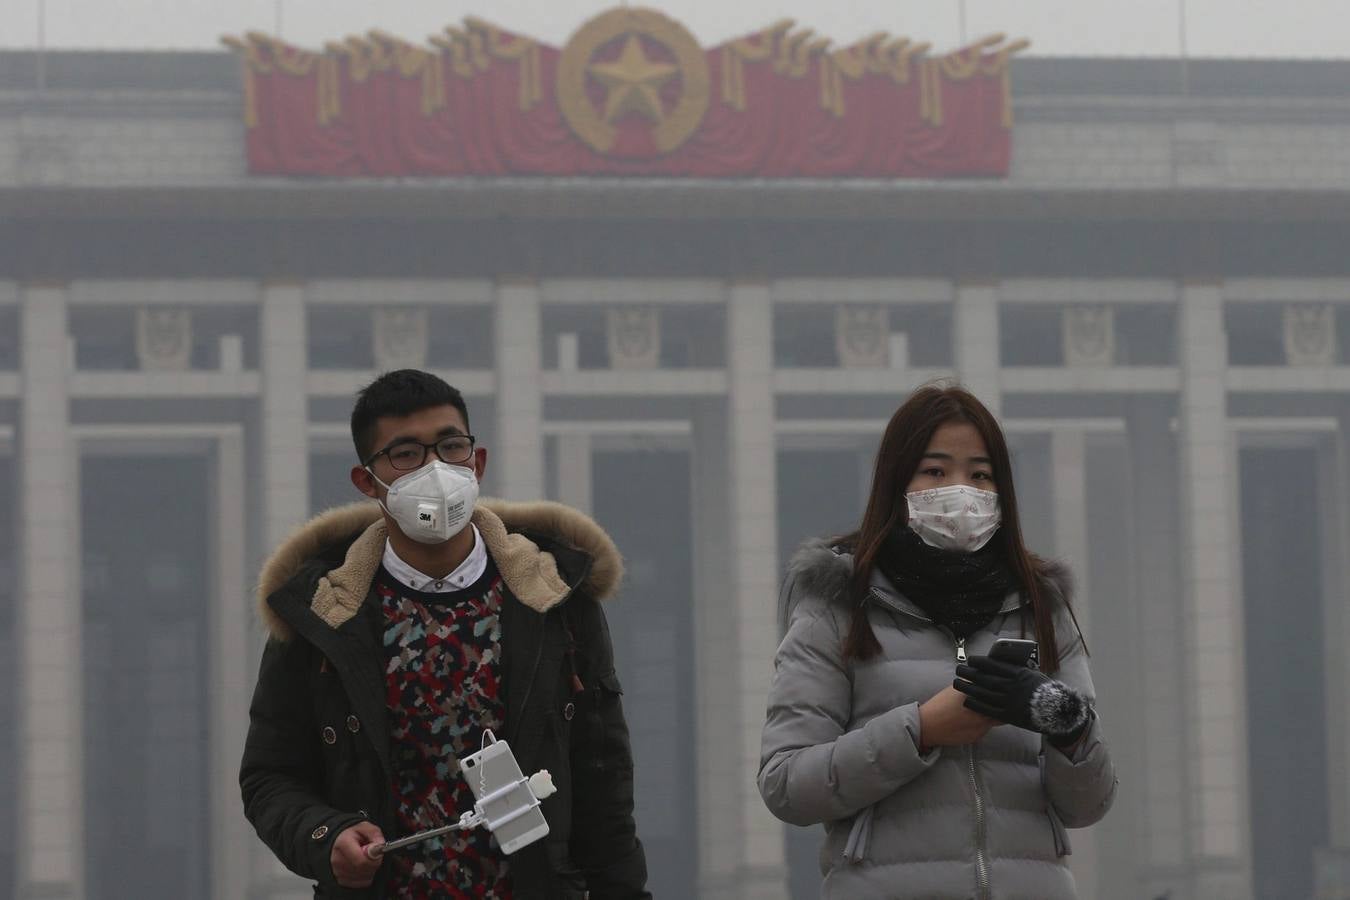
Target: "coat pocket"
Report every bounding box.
[1039,752,1072,857]
[546,841,590,898]
[597,671,624,696]
[842,805,875,864]
[1046,805,1072,857]
[582,671,624,766]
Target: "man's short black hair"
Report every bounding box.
[350,369,470,462]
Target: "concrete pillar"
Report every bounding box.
[954,281,1002,416]
[210,428,250,900]
[16,283,82,899]
[1178,282,1252,899]
[257,282,310,894]
[260,283,309,549]
[1050,429,1091,637]
[723,282,787,898]
[1049,428,1101,895]
[555,434,592,515]
[494,279,544,501]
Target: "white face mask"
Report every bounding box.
[905,484,1002,553]
[369,460,479,545]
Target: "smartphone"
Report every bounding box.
[989,638,1039,669]
[460,738,551,855]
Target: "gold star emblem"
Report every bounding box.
[558,8,710,155]
[587,35,678,124]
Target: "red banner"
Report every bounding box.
[224,8,1025,179]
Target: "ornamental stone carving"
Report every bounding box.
[607,307,660,369]
[1283,304,1337,367]
[1063,306,1115,367]
[373,307,429,371]
[135,308,193,371]
[835,305,889,368]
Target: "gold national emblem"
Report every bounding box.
[556,7,710,156]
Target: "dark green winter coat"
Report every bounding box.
[240,499,651,899]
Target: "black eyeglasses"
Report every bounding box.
[365,435,476,472]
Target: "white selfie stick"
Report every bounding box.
[364,769,556,860]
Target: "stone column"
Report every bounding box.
[257,282,311,895]
[1050,429,1091,636]
[210,428,250,900]
[954,281,1002,416]
[260,282,309,549]
[723,282,787,898]
[16,283,82,900]
[1049,428,1101,894]
[555,433,592,515]
[1178,282,1252,899]
[494,279,544,501]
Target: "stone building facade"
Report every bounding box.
[2,47,1350,900]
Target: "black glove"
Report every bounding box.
[954,655,1091,745]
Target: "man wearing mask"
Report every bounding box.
[241,369,650,899]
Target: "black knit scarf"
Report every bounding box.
[874,527,1022,639]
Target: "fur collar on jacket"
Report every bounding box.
[256,499,624,641]
[782,537,1073,628]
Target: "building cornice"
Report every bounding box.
[3,182,1350,223]
[7,87,1350,125]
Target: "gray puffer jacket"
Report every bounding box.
[759,540,1117,900]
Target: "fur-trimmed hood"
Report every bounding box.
[256,499,624,641]
[781,537,1073,630]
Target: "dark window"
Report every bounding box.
[773,305,837,368]
[71,308,136,370]
[0,461,15,900]
[1224,304,1285,366]
[776,446,872,899]
[82,456,210,900]
[0,308,18,370]
[310,450,360,515]
[426,305,494,369]
[1241,447,1329,900]
[1000,305,1063,367]
[1114,305,1177,365]
[592,449,697,898]
[889,305,954,368]
[308,307,375,370]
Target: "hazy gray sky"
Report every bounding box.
[7,0,1348,58]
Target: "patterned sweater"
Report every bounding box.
[379,559,513,899]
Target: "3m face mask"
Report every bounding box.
[905,484,1001,553]
[369,460,479,545]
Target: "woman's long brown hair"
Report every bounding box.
[837,384,1077,673]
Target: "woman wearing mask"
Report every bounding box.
[759,384,1116,900]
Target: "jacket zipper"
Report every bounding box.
[958,636,989,900]
[968,745,990,900]
[869,589,992,897]
[507,611,550,747]
[507,580,582,747]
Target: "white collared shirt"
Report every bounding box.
[381,525,487,593]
